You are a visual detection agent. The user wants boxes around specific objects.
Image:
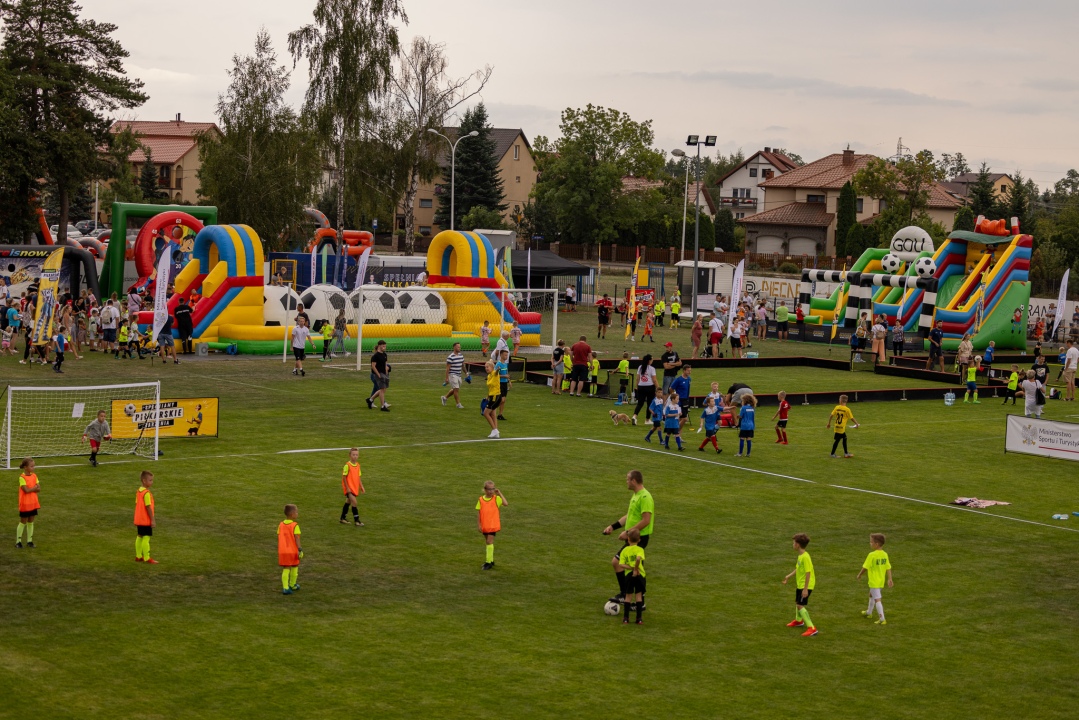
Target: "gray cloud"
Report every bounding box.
[1023,78,1079,93]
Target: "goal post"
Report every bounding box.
[2,382,161,469]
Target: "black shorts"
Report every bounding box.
[739,429,754,438]
[482,531,497,539]
[795,588,812,606]
[777,321,788,332]
[103,328,117,343]
[614,533,650,560]
[679,402,690,418]
[293,347,306,360]
[136,525,153,537]
[1003,388,1016,399]
[731,337,743,349]
[704,428,717,438]
[777,419,788,428]
[487,394,501,407]
[499,381,509,397]
[930,347,942,358]
[625,574,647,595]
[833,431,847,441]
[19,509,38,519]
[571,365,589,383]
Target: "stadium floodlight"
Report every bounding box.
[704,136,717,146]
[685,135,699,146]
[685,133,718,317]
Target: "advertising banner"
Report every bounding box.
[1005,415,1079,462]
[727,259,745,338]
[31,248,64,345]
[151,243,172,342]
[110,397,219,438]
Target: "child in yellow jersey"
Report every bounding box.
[483,360,500,439]
[320,320,333,362]
[16,457,40,548]
[669,300,681,328]
[963,356,982,404]
[588,352,601,397]
[339,447,365,526]
[782,533,817,636]
[1003,364,1019,405]
[616,528,646,624]
[278,504,303,595]
[857,533,894,624]
[476,481,508,570]
[615,352,631,404]
[826,394,858,458]
[562,348,572,392]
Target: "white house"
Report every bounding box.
[712,148,800,220]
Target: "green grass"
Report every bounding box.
[2,351,1077,719]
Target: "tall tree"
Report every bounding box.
[714,208,735,250]
[433,102,504,232]
[854,152,942,223]
[289,0,406,275]
[835,181,857,256]
[843,223,864,259]
[937,152,970,179]
[0,0,146,243]
[1002,170,1032,233]
[391,37,489,252]
[198,29,322,251]
[0,65,42,241]
[138,148,162,201]
[953,205,975,232]
[967,163,998,218]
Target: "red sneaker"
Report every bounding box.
[145,558,159,565]
[786,620,805,627]
[781,440,789,445]
[134,557,143,562]
[774,439,782,443]
[801,627,818,637]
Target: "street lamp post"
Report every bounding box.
[671,149,690,263]
[427,128,479,231]
[684,135,716,319]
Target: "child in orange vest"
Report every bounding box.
[476,481,508,570]
[339,447,365,526]
[278,504,303,594]
[134,470,157,564]
[16,457,40,548]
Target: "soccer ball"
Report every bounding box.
[299,284,350,327]
[880,253,901,273]
[263,286,300,327]
[397,289,447,324]
[124,403,136,417]
[603,600,621,616]
[350,285,400,325]
[915,257,937,278]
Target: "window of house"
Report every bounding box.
[516,176,521,183]
[419,226,432,236]
[856,198,864,213]
[807,194,825,204]
[514,144,520,160]
[749,168,758,177]
[158,165,170,186]
[879,199,889,212]
[1001,184,1007,194]
[419,198,433,208]
[736,212,745,219]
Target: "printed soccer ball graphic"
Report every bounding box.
[603,600,620,616]
[396,290,446,324]
[124,403,136,417]
[350,286,400,325]
[263,286,300,327]
[915,257,937,278]
[880,253,901,273]
[299,284,350,326]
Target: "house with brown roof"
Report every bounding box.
[398,128,537,238]
[713,148,800,220]
[940,172,1014,202]
[110,115,221,204]
[743,149,961,257]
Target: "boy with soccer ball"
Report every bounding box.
[616,528,646,625]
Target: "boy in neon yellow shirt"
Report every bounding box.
[615,352,631,404]
[320,321,333,362]
[669,300,681,328]
[588,352,601,397]
[1002,364,1019,405]
[782,533,817,636]
[856,533,893,624]
[616,528,646,624]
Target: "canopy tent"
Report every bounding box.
[509,250,590,289]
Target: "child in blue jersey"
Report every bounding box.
[644,389,666,443]
[697,396,722,454]
[736,394,757,457]
[663,391,683,451]
[983,340,995,376]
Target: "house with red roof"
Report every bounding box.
[713,148,800,220]
[110,115,221,205]
[742,148,961,257]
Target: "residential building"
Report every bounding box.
[743,149,961,257]
[398,128,536,238]
[712,148,800,220]
[940,172,1014,202]
[110,115,221,204]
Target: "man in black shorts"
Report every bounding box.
[569,335,592,397]
[174,297,194,354]
[926,321,944,372]
[368,339,390,410]
[603,469,654,606]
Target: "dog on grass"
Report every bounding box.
[609,409,633,426]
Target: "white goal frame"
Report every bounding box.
[3,381,161,469]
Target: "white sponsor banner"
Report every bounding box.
[726,259,744,338]
[151,246,172,341]
[1005,415,1079,462]
[743,274,841,301]
[1053,269,1069,339]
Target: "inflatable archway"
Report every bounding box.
[307,228,374,256]
[132,210,205,292]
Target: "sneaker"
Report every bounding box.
[830,454,837,458]
[623,619,630,624]
[441,396,447,406]
[482,562,493,570]
[291,584,300,591]
[340,518,350,524]
[875,619,887,625]
[15,541,22,549]
[861,610,873,618]
[456,403,464,409]
[735,453,743,457]
[145,558,159,565]
[632,416,637,426]
[781,440,788,445]
[497,415,506,421]
[786,620,805,627]
[354,520,364,527]
[645,434,652,443]
[282,588,293,595]
[698,447,705,452]
[27,541,34,548]
[300,369,305,377]
[90,458,97,467]
[490,429,501,439]
[292,369,298,376]
[636,619,644,625]
[19,360,25,364]
[972,400,981,404]
[174,360,180,365]
[801,627,818,637]
[135,556,143,562]
[380,406,390,412]
[716,448,722,454]
[844,453,854,458]
[366,398,373,409]
[775,439,783,443]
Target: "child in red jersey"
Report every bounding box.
[771,390,791,445]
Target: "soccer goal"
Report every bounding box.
[2,382,161,469]
[282,285,560,367]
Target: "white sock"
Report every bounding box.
[867,597,875,614]
[875,601,885,620]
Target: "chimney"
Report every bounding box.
[764,146,771,153]
[175,113,182,123]
[842,146,854,166]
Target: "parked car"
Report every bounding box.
[48,224,83,238]
[75,220,96,233]
[90,228,110,238]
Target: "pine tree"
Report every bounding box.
[953,206,975,232]
[967,163,999,218]
[1004,170,1031,232]
[843,223,863,258]
[714,208,735,250]
[434,102,505,229]
[139,150,161,201]
[835,181,857,255]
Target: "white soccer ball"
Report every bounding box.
[299,283,350,328]
[915,256,937,278]
[124,403,136,417]
[397,289,446,324]
[603,600,621,616]
[349,285,400,325]
[880,253,901,273]
[263,285,301,327]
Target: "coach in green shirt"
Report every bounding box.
[775,300,790,342]
[604,470,654,604]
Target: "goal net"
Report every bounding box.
[2,382,161,468]
[271,285,560,362]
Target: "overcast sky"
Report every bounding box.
[83,0,1079,188]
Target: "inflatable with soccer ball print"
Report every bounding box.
[915,256,938,278]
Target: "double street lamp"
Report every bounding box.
[427,128,479,231]
[680,134,716,319]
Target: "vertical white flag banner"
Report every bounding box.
[726,259,745,338]
[526,248,532,306]
[353,246,372,292]
[151,245,172,341]
[310,244,318,287]
[1052,268,1069,340]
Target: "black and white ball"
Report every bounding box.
[397,289,446,324]
[349,285,400,325]
[880,253,902,273]
[915,256,938,278]
[299,284,350,326]
[124,403,137,417]
[603,600,620,616]
[263,286,301,326]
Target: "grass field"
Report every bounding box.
[2,343,1077,719]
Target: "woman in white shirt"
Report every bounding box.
[1021,369,1043,418]
[631,354,657,425]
